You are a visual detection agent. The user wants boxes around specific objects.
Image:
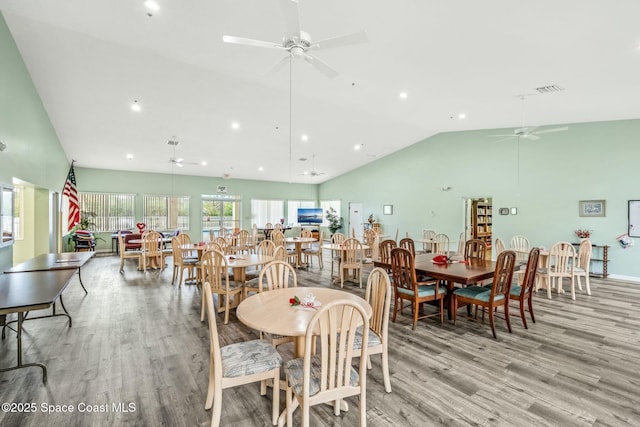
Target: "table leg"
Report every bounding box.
[446,280,455,320]
[0,312,48,383]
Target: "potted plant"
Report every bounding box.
[325,207,343,235]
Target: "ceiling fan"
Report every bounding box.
[490,95,568,144]
[169,157,200,168]
[222,0,367,78]
[298,155,325,178]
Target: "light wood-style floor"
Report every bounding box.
[1,252,639,426]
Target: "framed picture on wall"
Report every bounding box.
[383,205,393,215]
[579,200,605,217]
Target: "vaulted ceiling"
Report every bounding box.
[2,0,639,183]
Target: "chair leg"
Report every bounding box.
[488,306,497,338]
[211,387,223,427]
[392,296,398,323]
[504,303,512,333]
[519,300,528,329]
[381,351,392,393]
[528,297,535,323]
[359,389,367,426]
[452,296,457,325]
[546,276,552,300]
[570,276,576,300]
[439,298,444,325]
[286,386,293,427]
[585,274,591,296]
[412,301,418,330]
[271,369,280,426]
[205,356,215,409]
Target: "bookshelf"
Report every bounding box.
[472,200,492,249]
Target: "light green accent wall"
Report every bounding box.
[0,13,69,269]
[319,119,640,279]
[76,167,320,249]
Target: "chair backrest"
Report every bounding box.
[494,238,505,256]
[118,231,131,254]
[203,281,223,382]
[236,229,251,245]
[399,237,416,257]
[258,260,297,292]
[456,232,465,256]
[300,229,312,238]
[212,236,230,254]
[273,245,287,261]
[510,235,530,251]
[548,241,576,274]
[256,239,276,256]
[518,247,540,298]
[433,233,450,255]
[271,230,285,247]
[342,238,363,266]
[366,268,392,341]
[331,233,346,245]
[422,229,436,240]
[176,233,191,245]
[379,239,397,264]
[390,247,418,294]
[201,249,230,291]
[577,239,592,270]
[488,250,516,302]
[171,236,184,263]
[301,300,369,402]
[205,241,223,252]
[464,239,487,261]
[142,230,162,255]
[273,223,283,230]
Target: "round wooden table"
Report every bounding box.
[236,286,371,357]
[226,254,273,283]
[284,237,317,268]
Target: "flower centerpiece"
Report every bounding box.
[574,229,591,239]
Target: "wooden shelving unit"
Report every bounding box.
[572,243,609,278]
[472,200,492,249]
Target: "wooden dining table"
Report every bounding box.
[322,243,370,284]
[226,254,273,283]
[374,253,496,319]
[284,237,317,268]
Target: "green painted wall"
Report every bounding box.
[75,167,320,249]
[0,13,69,269]
[319,119,640,280]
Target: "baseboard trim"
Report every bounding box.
[607,274,640,283]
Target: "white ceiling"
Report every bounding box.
[2,0,640,183]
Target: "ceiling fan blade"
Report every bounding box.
[279,0,301,37]
[532,126,569,135]
[266,55,291,76]
[491,136,515,144]
[523,134,540,141]
[302,53,339,78]
[488,134,515,138]
[222,35,283,50]
[309,31,368,50]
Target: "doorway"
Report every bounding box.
[348,202,363,241]
[463,197,493,259]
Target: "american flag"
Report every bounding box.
[63,164,79,232]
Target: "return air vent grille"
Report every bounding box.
[534,85,564,94]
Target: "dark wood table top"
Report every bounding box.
[0,269,76,314]
[374,253,496,285]
[4,252,94,273]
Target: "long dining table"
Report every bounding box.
[374,253,496,319]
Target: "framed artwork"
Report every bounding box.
[579,200,605,217]
[383,205,393,215]
[510,207,518,215]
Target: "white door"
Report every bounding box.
[349,202,364,241]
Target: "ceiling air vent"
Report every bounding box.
[167,139,179,146]
[534,85,564,94]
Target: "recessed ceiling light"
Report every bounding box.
[231,121,240,130]
[458,113,467,120]
[258,166,264,171]
[126,154,134,160]
[354,143,363,151]
[201,161,207,166]
[301,134,308,142]
[399,92,408,100]
[131,100,141,112]
[144,1,160,12]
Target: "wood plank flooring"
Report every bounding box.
[1,252,639,426]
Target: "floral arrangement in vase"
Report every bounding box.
[574,229,591,239]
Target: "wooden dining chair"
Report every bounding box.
[399,237,416,257]
[302,230,323,269]
[118,231,141,273]
[241,239,277,298]
[390,247,443,330]
[464,238,487,261]
[433,233,450,255]
[234,229,253,254]
[203,282,282,427]
[353,267,392,393]
[284,299,370,427]
[573,239,593,297]
[494,237,506,257]
[330,232,347,278]
[538,241,576,300]
[171,236,198,286]
[509,247,540,329]
[510,235,530,265]
[140,230,164,273]
[420,229,436,253]
[340,238,363,288]
[452,250,516,339]
[200,249,243,324]
[258,260,298,293]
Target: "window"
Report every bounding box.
[143,195,190,231]
[251,199,284,228]
[79,193,136,232]
[287,200,316,225]
[202,194,241,240]
[13,185,23,240]
[0,184,14,246]
[320,200,341,227]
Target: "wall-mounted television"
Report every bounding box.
[297,208,323,225]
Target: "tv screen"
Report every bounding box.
[297,208,323,224]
